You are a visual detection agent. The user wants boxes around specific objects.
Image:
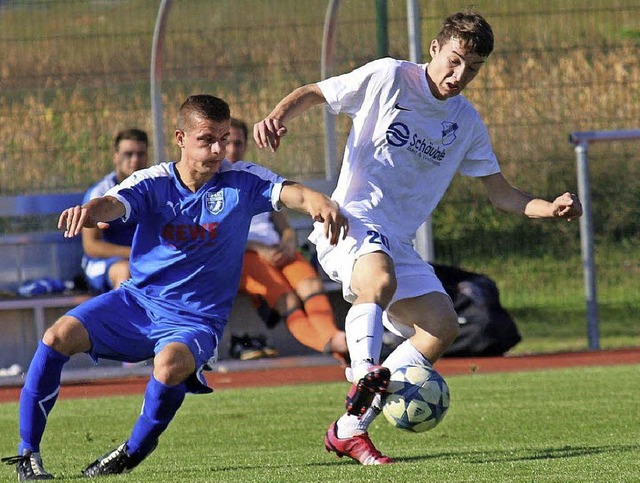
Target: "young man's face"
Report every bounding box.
[426,37,486,100]
[176,116,230,175]
[114,139,148,182]
[225,125,247,163]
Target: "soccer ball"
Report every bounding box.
[381,364,450,433]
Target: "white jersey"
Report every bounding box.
[314,57,500,243]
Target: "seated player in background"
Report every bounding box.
[227,118,349,365]
[81,128,149,292]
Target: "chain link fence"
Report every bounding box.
[1,0,638,348]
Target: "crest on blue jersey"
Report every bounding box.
[441,121,458,146]
[206,191,225,215]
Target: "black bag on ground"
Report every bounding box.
[433,264,521,357]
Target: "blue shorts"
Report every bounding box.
[67,289,218,372]
[82,256,124,292]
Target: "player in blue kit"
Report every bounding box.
[2,94,348,480]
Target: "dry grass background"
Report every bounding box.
[0,0,638,245]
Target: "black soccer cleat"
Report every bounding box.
[229,333,278,360]
[81,441,155,477]
[2,450,54,481]
[345,366,391,416]
[229,334,264,361]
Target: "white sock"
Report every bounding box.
[343,341,431,436]
[356,394,383,433]
[336,413,361,438]
[345,303,384,380]
[382,339,431,373]
[337,341,431,437]
[336,394,382,437]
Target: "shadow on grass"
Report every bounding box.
[394,443,640,464]
[48,443,637,477]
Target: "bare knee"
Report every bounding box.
[42,316,91,357]
[362,271,397,307]
[108,261,131,289]
[153,343,196,386]
[351,253,397,308]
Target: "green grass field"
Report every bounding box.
[1,364,638,482]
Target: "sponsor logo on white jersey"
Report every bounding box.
[386,120,459,165]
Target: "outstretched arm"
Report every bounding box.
[253,84,326,152]
[58,196,126,238]
[279,182,348,246]
[481,172,582,221]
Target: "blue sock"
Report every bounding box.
[18,341,70,453]
[127,375,186,458]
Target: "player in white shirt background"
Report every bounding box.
[255,10,582,465]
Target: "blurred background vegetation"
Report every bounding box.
[0,0,638,353]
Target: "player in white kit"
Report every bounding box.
[255,11,582,465]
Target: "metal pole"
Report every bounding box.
[569,129,640,350]
[150,0,173,165]
[407,0,434,262]
[575,142,600,350]
[406,0,421,62]
[321,0,340,183]
[375,0,388,58]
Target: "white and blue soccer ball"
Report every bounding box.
[381,364,450,433]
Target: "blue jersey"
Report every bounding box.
[83,171,137,247]
[105,160,284,337]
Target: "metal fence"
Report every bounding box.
[0,0,638,348]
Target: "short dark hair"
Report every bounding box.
[230,118,248,141]
[177,95,231,132]
[114,128,148,150]
[436,11,494,58]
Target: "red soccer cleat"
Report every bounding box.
[345,365,390,416]
[324,421,394,465]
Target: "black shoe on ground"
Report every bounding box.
[249,334,278,358]
[229,334,265,360]
[229,334,264,360]
[2,450,54,481]
[82,441,155,477]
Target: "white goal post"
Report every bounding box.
[569,129,640,350]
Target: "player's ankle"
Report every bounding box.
[351,362,376,382]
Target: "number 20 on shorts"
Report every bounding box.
[366,230,390,250]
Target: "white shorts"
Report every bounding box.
[309,215,447,337]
